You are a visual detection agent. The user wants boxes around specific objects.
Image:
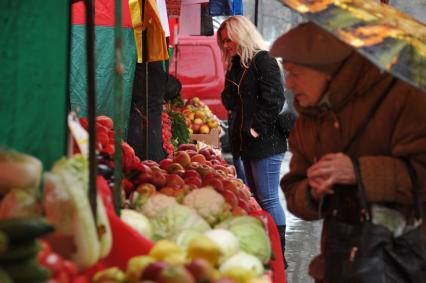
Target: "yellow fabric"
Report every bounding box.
[129,0,169,63]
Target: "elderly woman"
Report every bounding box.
[217,15,289,265]
[271,22,426,282]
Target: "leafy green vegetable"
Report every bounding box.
[228,223,271,263]
[150,204,210,241]
[167,110,190,149]
[219,251,264,276]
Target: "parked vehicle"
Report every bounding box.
[169,34,226,121]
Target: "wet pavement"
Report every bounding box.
[279,152,322,283]
[224,151,322,283]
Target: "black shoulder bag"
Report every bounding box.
[324,80,426,283]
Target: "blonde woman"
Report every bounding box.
[218,16,288,267]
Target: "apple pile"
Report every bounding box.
[181,97,220,135]
[124,143,259,216]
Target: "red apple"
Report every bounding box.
[166,174,185,188]
[202,178,224,191]
[143,160,159,168]
[136,171,153,184]
[183,169,201,179]
[178,144,197,151]
[142,261,170,281]
[231,206,248,216]
[238,198,255,214]
[221,189,239,207]
[191,123,201,134]
[187,162,201,171]
[151,171,167,189]
[165,163,185,175]
[190,154,206,164]
[196,164,214,178]
[158,186,178,197]
[173,151,191,168]
[184,176,202,188]
[198,148,211,160]
[185,258,216,283]
[157,266,195,283]
[185,149,198,157]
[135,183,157,195]
[159,158,174,170]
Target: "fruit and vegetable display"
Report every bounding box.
[92,238,272,283]
[0,110,283,283]
[0,151,82,282]
[179,97,220,135]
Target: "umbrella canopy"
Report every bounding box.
[279,0,426,92]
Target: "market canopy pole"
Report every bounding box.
[85,0,98,222]
[113,0,124,216]
[254,0,259,26]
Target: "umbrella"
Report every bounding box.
[279,0,426,92]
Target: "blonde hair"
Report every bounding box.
[217,16,268,69]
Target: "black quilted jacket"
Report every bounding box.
[221,51,287,160]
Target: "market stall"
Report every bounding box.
[0,1,287,282]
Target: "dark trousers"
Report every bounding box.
[127,62,167,162]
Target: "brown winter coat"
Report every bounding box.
[281,52,426,281]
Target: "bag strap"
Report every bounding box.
[343,79,396,153]
[334,79,396,219]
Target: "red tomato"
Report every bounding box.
[63,260,78,280]
[38,240,52,263]
[97,132,110,146]
[96,115,114,130]
[54,269,70,283]
[121,142,135,157]
[41,253,64,276]
[102,144,115,156]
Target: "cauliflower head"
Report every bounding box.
[142,194,178,218]
[183,187,230,225]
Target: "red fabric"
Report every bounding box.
[250,210,286,283]
[72,0,133,28]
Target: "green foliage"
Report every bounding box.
[166,110,190,149]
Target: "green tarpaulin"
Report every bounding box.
[70,25,137,129]
[0,1,68,169]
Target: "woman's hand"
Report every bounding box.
[307,153,356,199]
[250,128,259,138]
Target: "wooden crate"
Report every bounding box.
[190,127,220,148]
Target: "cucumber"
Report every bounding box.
[0,239,40,263]
[0,218,54,242]
[0,231,8,253]
[2,259,50,282]
[0,267,13,283]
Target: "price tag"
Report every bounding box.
[68,112,89,157]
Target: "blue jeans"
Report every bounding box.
[233,157,247,184]
[243,153,286,225]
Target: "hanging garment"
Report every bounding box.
[208,0,242,16]
[129,0,169,63]
[156,0,171,37]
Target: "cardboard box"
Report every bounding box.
[190,127,220,148]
